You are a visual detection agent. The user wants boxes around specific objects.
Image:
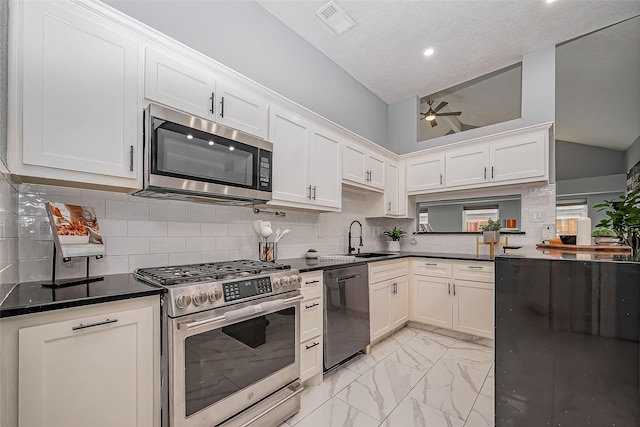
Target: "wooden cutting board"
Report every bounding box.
[536,243,632,252]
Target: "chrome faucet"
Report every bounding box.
[348,220,363,254]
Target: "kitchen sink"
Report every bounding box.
[351,252,399,258]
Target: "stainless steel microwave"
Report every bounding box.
[134,103,272,205]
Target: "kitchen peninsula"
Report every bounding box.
[495,248,640,426]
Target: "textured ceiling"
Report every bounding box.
[258,1,640,149]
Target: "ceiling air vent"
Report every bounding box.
[315,1,355,35]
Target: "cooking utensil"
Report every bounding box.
[274,227,283,242]
[275,229,290,242]
[252,220,263,239]
[260,221,273,241]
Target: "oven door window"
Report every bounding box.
[152,119,258,188]
[184,307,295,417]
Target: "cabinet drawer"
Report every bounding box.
[300,297,323,343]
[301,271,323,300]
[412,260,453,278]
[369,259,409,284]
[453,262,494,283]
[300,336,323,382]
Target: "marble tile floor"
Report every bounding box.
[281,326,494,427]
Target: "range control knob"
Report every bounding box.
[209,288,222,302]
[283,276,291,287]
[192,291,208,306]
[291,274,301,285]
[274,278,282,289]
[175,293,192,309]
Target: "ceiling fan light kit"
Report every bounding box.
[420,99,463,127]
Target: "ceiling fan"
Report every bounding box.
[420,100,462,127]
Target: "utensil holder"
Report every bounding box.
[259,242,277,262]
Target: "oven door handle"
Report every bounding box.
[178,294,303,331]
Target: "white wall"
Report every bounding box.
[103,0,389,148]
[389,46,556,155]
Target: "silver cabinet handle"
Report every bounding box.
[448,283,451,295]
[424,263,437,266]
[220,96,225,117]
[388,202,392,211]
[210,92,215,114]
[72,318,118,331]
[312,185,316,200]
[307,185,312,200]
[491,166,494,179]
[440,173,443,185]
[305,341,320,350]
[453,283,456,296]
[305,302,320,309]
[467,266,483,269]
[305,280,320,285]
[129,146,134,171]
[484,167,487,179]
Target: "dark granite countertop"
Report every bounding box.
[0,274,163,318]
[280,251,494,273]
[498,246,640,264]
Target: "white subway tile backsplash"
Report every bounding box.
[91,255,130,276]
[99,219,128,237]
[200,223,229,237]
[19,239,53,260]
[169,252,202,265]
[106,237,149,256]
[129,254,168,271]
[150,204,186,221]
[215,236,243,251]
[201,250,232,263]
[106,200,149,220]
[150,237,186,253]
[185,237,216,252]
[168,222,200,237]
[185,206,216,223]
[127,220,167,237]
[228,223,254,237]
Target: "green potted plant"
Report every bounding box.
[305,248,318,259]
[383,226,407,252]
[593,183,640,253]
[591,227,620,245]
[481,219,502,243]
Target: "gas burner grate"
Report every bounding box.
[134,260,291,286]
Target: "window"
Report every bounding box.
[556,198,588,236]
[463,206,499,232]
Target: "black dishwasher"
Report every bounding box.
[323,264,370,370]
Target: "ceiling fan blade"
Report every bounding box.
[430,119,438,127]
[437,111,462,116]
[419,113,426,120]
[433,101,448,113]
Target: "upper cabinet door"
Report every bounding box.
[270,108,312,205]
[343,142,368,183]
[21,1,139,180]
[490,132,546,183]
[144,46,216,120]
[385,161,399,215]
[366,152,385,190]
[216,80,268,139]
[445,146,490,188]
[406,154,445,193]
[310,128,342,209]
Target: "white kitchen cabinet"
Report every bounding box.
[410,259,494,338]
[0,296,160,427]
[269,107,341,211]
[489,131,546,182]
[342,141,385,191]
[445,146,490,188]
[144,46,268,139]
[385,161,400,215]
[299,271,324,384]
[369,259,409,342]
[11,0,142,189]
[406,153,445,193]
[365,160,409,218]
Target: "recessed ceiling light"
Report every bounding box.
[208,141,214,146]
[229,146,235,151]
[424,48,434,57]
[186,134,193,140]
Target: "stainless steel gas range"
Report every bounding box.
[134,260,304,427]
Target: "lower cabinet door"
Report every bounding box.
[390,277,409,329]
[18,307,155,427]
[411,276,452,329]
[452,280,495,338]
[300,336,323,382]
[369,281,391,342]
